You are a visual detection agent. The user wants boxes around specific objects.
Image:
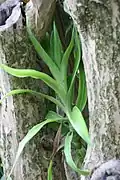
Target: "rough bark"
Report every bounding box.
[0,0,66,179]
[64,0,120,179]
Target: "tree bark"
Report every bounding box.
[64,0,120,179]
[0,0,66,179]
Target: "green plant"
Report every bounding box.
[0,22,90,179]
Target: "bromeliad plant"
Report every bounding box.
[0,22,90,179]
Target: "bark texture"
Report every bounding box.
[0,0,66,180]
[64,0,120,179]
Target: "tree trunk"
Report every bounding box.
[0,0,66,179]
[64,0,120,179]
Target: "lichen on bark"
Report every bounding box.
[64,0,120,179]
[0,0,66,179]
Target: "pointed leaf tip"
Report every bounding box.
[69,106,90,144]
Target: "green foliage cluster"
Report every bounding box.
[0,22,90,179]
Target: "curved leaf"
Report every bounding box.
[0,64,66,101]
[76,66,87,111]
[67,29,81,110]
[47,160,53,180]
[49,31,54,60]
[53,22,63,68]
[0,89,65,111]
[8,119,58,179]
[64,132,90,175]
[68,106,90,144]
[27,25,61,81]
[60,28,74,90]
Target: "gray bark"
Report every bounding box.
[64,0,120,179]
[0,0,66,179]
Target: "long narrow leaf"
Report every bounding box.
[53,22,63,68]
[67,29,81,110]
[67,106,90,144]
[0,89,65,111]
[64,132,90,175]
[47,160,53,180]
[7,119,58,179]
[27,25,61,82]
[60,28,74,90]
[49,31,54,60]
[69,29,81,90]
[76,66,87,111]
[0,64,66,101]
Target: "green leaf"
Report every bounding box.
[47,160,53,180]
[40,32,50,54]
[64,132,90,176]
[68,106,90,144]
[8,119,58,179]
[67,29,81,110]
[60,28,74,90]
[0,89,65,111]
[0,64,66,102]
[76,66,87,111]
[49,31,54,60]
[45,111,63,120]
[27,25,61,81]
[53,22,63,68]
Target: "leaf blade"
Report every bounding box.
[53,22,63,68]
[60,28,74,90]
[68,106,90,144]
[0,64,66,101]
[76,66,87,111]
[0,89,65,111]
[27,25,61,81]
[64,132,90,176]
[67,29,81,110]
[47,160,53,180]
[8,119,58,179]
